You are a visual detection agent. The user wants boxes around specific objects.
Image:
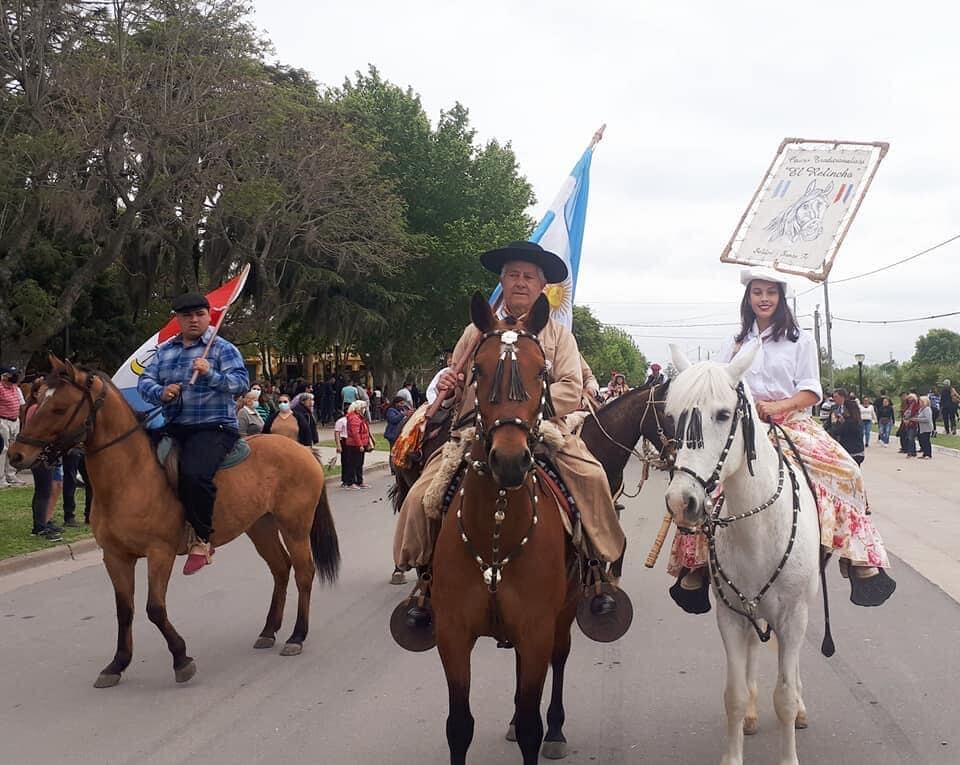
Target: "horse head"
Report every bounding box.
[8,355,107,469]
[663,342,760,529]
[469,291,550,489]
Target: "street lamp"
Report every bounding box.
[854,354,865,400]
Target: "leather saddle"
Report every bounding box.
[155,435,252,490]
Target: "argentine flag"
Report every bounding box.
[491,130,600,328]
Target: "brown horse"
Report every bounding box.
[8,357,340,688]
[433,294,580,764]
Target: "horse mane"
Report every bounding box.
[664,362,738,418]
[598,380,667,418]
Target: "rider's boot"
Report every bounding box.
[839,558,896,607]
[669,566,711,614]
[405,566,433,626]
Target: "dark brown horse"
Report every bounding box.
[8,358,340,688]
[433,294,578,764]
[391,378,674,514]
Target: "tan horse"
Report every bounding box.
[9,357,340,688]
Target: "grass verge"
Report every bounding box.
[0,486,92,561]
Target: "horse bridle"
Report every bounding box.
[470,328,548,467]
[673,381,757,496]
[671,381,802,642]
[457,328,547,594]
[15,373,143,464]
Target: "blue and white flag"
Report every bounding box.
[491,130,600,328]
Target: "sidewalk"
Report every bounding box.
[861,440,960,602]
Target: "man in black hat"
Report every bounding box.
[393,242,625,598]
[137,292,250,574]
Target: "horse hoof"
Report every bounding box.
[795,710,808,729]
[505,724,517,741]
[94,673,121,688]
[541,740,569,759]
[175,659,197,684]
[280,642,303,656]
[743,716,759,735]
[253,636,275,649]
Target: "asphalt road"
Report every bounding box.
[1,461,958,764]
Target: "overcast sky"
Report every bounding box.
[252,0,959,372]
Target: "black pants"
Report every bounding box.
[918,432,932,458]
[167,425,239,542]
[62,452,91,522]
[943,408,957,434]
[30,463,53,533]
[342,445,365,486]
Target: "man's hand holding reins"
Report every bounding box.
[435,367,464,408]
[162,383,182,402]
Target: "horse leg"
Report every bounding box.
[514,636,552,765]
[276,526,315,656]
[795,670,808,729]
[542,618,574,759]
[438,632,476,765]
[772,613,806,765]
[742,628,761,735]
[145,548,195,683]
[246,515,291,649]
[717,608,751,765]
[505,651,520,741]
[94,550,136,688]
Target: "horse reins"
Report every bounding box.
[16,372,157,464]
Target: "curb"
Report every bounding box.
[1,463,391,580]
[0,537,101,578]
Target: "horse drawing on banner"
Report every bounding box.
[765,180,833,243]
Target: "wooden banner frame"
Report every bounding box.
[720,138,889,282]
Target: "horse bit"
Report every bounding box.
[455,328,547,593]
[673,382,803,641]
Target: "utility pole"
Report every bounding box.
[813,304,823,373]
[698,345,702,361]
[822,280,835,391]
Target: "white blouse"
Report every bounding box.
[719,323,823,403]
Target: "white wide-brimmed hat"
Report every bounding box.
[739,266,796,297]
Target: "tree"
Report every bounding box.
[913,329,960,366]
[330,67,535,387]
[572,305,647,385]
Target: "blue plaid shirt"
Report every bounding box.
[138,327,249,428]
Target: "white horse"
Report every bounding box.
[664,343,821,765]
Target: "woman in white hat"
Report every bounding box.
[668,267,896,611]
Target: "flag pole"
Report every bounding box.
[188,264,250,385]
[589,123,606,148]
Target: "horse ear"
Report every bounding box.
[822,181,834,197]
[805,180,815,194]
[470,292,494,333]
[48,354,65,372]
[669,344,691,373]
[64,359,78,380]
[726,339,760,383]
[527,294,550,335]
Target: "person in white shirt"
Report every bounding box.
[333,405,350,487]
[425,350,454,406]
[860,397,876,447]
[667,267,895,612]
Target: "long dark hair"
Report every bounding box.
[735,281,801,343]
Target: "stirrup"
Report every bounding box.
[576,560,633,642]
[389,572,436,652]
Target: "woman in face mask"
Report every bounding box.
[237,389,265,435]
[262,393,314,446]
[250,383,270,421]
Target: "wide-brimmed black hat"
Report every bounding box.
[480,241,568,284]
[171,293,210,313]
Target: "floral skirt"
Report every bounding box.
[666,411,890,576]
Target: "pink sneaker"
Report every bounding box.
[183,543,214,575]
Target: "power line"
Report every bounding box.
[616,321,741,328]
[832,310,960,325]
[797,232,960,296]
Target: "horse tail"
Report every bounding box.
[310,483,341,586]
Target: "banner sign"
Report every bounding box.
[721,139,888,281]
